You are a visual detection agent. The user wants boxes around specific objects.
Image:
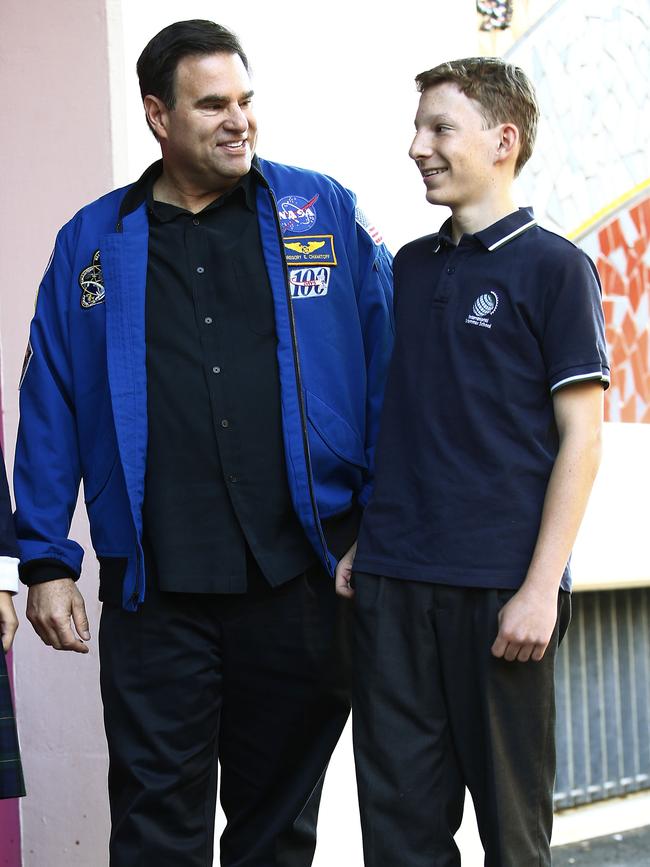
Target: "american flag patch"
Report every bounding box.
[355,207,383,246]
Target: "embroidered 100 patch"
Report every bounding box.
[289,267,331,299]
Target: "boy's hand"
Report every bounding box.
[0,591,19,653]
[335,541,357,599]
[26,578,91,653]
[491,586,558,662]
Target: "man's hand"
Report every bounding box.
[335,541,357,599]
[491,586,558,663]
[0,591,19,653]
[26,578,91,653]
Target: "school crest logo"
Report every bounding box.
[465,291,499,329]
[79,250,105,308]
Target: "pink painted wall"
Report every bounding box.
[0,0,115,863]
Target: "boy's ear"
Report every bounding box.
[495,122,519,168]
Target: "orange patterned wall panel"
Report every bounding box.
[587,194,650,424]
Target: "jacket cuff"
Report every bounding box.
[19,558,79,587]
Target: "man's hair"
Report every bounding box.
[137,19,249,132]
[415,57,539,176]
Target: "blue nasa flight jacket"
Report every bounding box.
[14,158,394,610]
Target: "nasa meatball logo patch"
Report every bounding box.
[465,291,499,329]
[277,194,319,234]
[79,250,105,308]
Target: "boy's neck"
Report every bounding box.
[449,192,518,244]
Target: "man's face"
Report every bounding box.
[156,52,258,193]
[409,82,502,210]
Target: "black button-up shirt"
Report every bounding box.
[143,170,315,593]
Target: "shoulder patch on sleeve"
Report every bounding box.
[19,340,33,389]
[355,207,383,246]
[79,250,105,308]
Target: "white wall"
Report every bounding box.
[0,0,115,864]
[116,0,479,252]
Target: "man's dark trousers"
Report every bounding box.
[99,558,350,867]
[352,573,570,867]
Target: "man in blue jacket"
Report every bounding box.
[14,20,393,866]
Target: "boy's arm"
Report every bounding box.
[491,381,603,663]
[0,591,19,653]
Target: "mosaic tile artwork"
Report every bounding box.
[507,0,650,236]
[506,0,650,424]
[579,194,650,424]
[477,0,513,31]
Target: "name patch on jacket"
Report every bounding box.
[283,235,337,266]
[289,267,331,299]
[79,250,105,308]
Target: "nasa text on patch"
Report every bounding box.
[283,235,337,267]
[277,194,319,234]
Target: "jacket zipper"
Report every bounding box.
[256,174,331,571]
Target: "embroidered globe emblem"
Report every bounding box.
[472,292,498,317]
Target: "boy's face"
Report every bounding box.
[409,82,503,210]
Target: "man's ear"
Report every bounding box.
[143,95,169,140]
[495,122,519,167]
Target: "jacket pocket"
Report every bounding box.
[305,390,366,468]
[84,450,118,505]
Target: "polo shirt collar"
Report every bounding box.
[474,207,537,251]
[433,207,537,253]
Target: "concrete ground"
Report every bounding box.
[552,825,650,866]
[217,720,650,865]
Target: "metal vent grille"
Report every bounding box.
[554,588,650,810]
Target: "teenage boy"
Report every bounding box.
[336,57,609,866]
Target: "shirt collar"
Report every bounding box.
[118,159,258,223]
[433,207,537,253]
[147,168,257,222]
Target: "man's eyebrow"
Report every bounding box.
[194,90,255,107]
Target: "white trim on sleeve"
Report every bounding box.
[550,371,610,393]
[0,556,20,594]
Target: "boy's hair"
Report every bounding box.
[137,20,249,136]
[415,57,539,176]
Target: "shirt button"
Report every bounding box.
[221,419,229,428]
[196,266,205,274]
[192,218,200,226]
[227,474,238,484]
[204,317,213,324]
[212,366,221,374]
[446,266,456,274]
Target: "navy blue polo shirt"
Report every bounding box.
[354,208,609,592]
